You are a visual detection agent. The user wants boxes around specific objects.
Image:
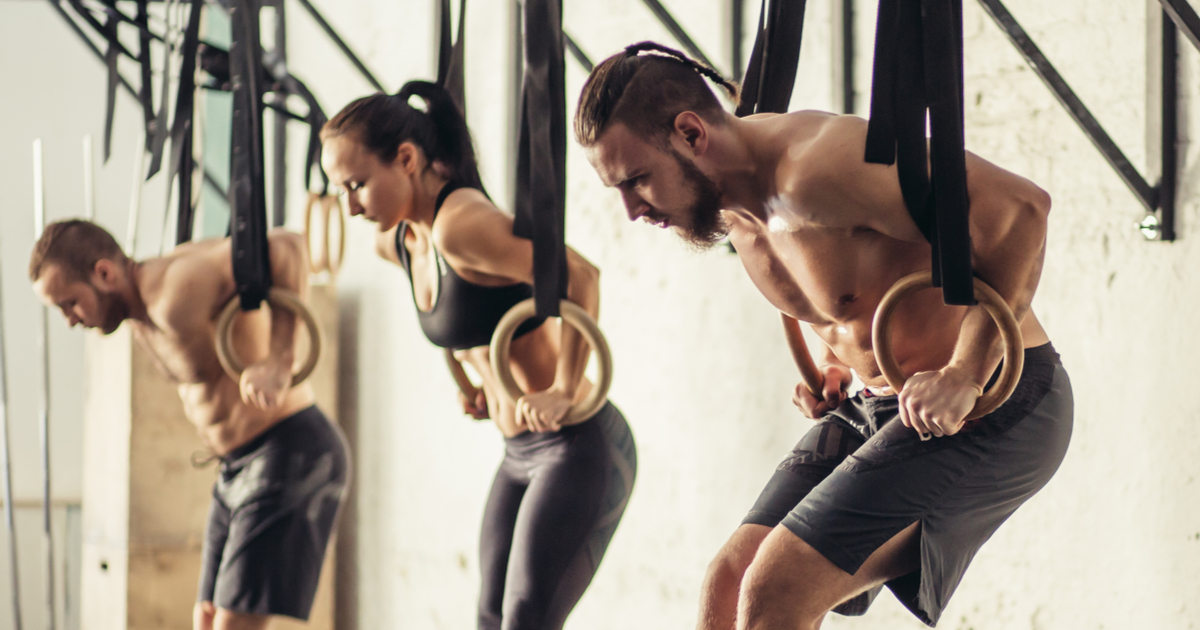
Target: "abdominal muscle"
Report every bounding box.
[455,321,595,438]
[177,378,315,455]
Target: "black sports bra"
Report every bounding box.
[396,183,547,350]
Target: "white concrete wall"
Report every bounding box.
[3,0,1199,629]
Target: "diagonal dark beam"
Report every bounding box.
[977,0,1157,211]
[563,31,593,72]
[1159,0,1200,53]
[45,0,140,99]
[78,0,168,45]
[292,0,385,92]
[639,0,718,70]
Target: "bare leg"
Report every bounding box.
[194,601,216,630]
[737,522,921,630]
[213,608,273,630]
[697,524,772,630]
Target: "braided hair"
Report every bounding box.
[574,41,740,148]
[323,80,486,194]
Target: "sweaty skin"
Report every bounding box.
[322,135,599,438]
[588,110,1051,438]
[33,231,315,455]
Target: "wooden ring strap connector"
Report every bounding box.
[489,298,613,425]
[303,192,346,277]
[872,270,1024,422]
[214,287,323,387]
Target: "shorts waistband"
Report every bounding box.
[222,405,321,462]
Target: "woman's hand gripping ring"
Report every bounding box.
[489,298,613,424]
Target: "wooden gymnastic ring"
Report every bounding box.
[303,192,346,277]
[872,271,1024,421]
[489,298,612,424]
[323,194,346,276]
[303,192,326,272]
[445,348,483,404]
[214,287,322,387]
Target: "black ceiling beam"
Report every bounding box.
[1159,0,1200,53]
[977,0,1157,212]
[564,31,593,72]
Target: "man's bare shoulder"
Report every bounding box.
[142,238,235,329]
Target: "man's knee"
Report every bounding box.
[193,601,216,630]
[739,527,839,622]
[212,608,271,630]
[705,524,773,590]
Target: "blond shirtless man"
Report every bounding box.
[30,220,348,630]
[576,42,1073,629]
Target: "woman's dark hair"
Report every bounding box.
[322,80,486,194]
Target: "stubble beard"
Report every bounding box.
[670,149,728,251]
[92,284,130,335]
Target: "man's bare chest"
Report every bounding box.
[732,225,926,326]
[133,321,222,385]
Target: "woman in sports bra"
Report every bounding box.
[321,81,636,630]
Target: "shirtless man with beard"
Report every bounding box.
[30,220,348,630]
[576,42,1072,629]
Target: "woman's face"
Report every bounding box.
[322,135,416,231]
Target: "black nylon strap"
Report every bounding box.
[437,0,467,113]
[167,0,204,244]
[922,0,973,304]
[229,0,271,310]
[135,0,155,151]
[512,0,567,318]
[735,1,768,117]
[736,0,808,116]
[863,0,975,305]
[146,4,175,179]
[287,76,328,195]
[101,4,119,162]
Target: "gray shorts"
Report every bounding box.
[743,344,1072,625]
[198,406,350,620]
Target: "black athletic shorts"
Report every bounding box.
[198,405,350,620]
[743,343,1072,626]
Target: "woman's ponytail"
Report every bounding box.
[323,80,487,195]
[397,81,486,194]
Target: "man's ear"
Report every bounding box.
[673,111,709,157]
[91,259,121,290]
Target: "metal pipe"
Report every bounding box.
[731,0,744,81]
[272,0,289,228]
[841,0,855,113]
[291,0,385,92]
[83,135,96,221]
[0,213,24,630]
[1159,10,1178,241]
[976,0,1157,211]
[127,128,148,254]
[32,140,57,630]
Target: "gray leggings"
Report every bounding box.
[478,402,637,630]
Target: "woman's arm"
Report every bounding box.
[435,189,600,429]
